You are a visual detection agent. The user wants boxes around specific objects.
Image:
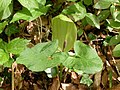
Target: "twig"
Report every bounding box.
[36,17,43,43]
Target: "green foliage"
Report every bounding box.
[52,14,77,51]
[16,40,103,75]
[80,74,93,86]
[67,0,77,1]
[0,49,9,65]
[63,41,103,74]
[107,19,120,29]
[113,44,120,57]
[98,10,110,21]
[5,24,19,36]
[36,0,46,5]
[94,0,118,9]
[18,0,39,10]
[11,5,50,22]
[11,0,50,22]
[109,34,120,45]
[85,13,100,29]
[110,4,120,22]
[0,21,8,34]
[83,0,93,6]
[62,2,86,21]
[0,0,13,20]
[16,40,69,71]
[0,39,7,50]
[2,0,120,87]
[3,58,14,67]
[7,38,30,54]
[77,29,84,37]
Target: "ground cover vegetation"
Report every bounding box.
[0,0,120,90]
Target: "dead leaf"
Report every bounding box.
[48,77,60,90]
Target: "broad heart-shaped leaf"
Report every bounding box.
[16,40,69,72]
[113,44,120,57]
[85,13,100,29]
[106,19,120,29]
[94,0,119,9]
[0,49,9,65]
[62,2,86,21]
[63,41,103,74]
[7,38,30,55]
[52,14,77,52]
[11,5,50,22]
[0,21,8,34]
[18,0,39,10]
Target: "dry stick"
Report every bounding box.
[8,36,15,90]
[12,62,15,90]
[83,31,89,42]
[36,17,43,43]
[8,37,15,90]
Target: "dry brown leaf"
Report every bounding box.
[101,70,108,87]
[48,77,60,90]
[92,71,102,89]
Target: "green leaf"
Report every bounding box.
[10,7,32,23]
[0,0,13,20]
[83,0,92,6]
[0,49,9,65]
[52,14,77,51]
[109,34,120,45]
[7,38,30,54]
[80,74,93,86]
[110,5,120,22]
[0,0,12,12]
[16,40,69,71]
[28,5,50,21]
[0,21,8,34]
[62,2,86,21]
[36,0,46,5]
[3,58,14,67]
[85,13,100,29]
[106,19,120,29]
[67,0,77,1]
[1,2,13,20]
[94,0,119,9]
[11,5,50,22]
[64,41,103,74]
[18,0,39,10]
[77,29,84,37]
[63,56,76,69]
[113,44,120,57]
[0,39,7,51]
[98,10,110,21]
[5,24,19,36]
[88,33,96,40]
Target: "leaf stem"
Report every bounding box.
[59,63,63,82]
